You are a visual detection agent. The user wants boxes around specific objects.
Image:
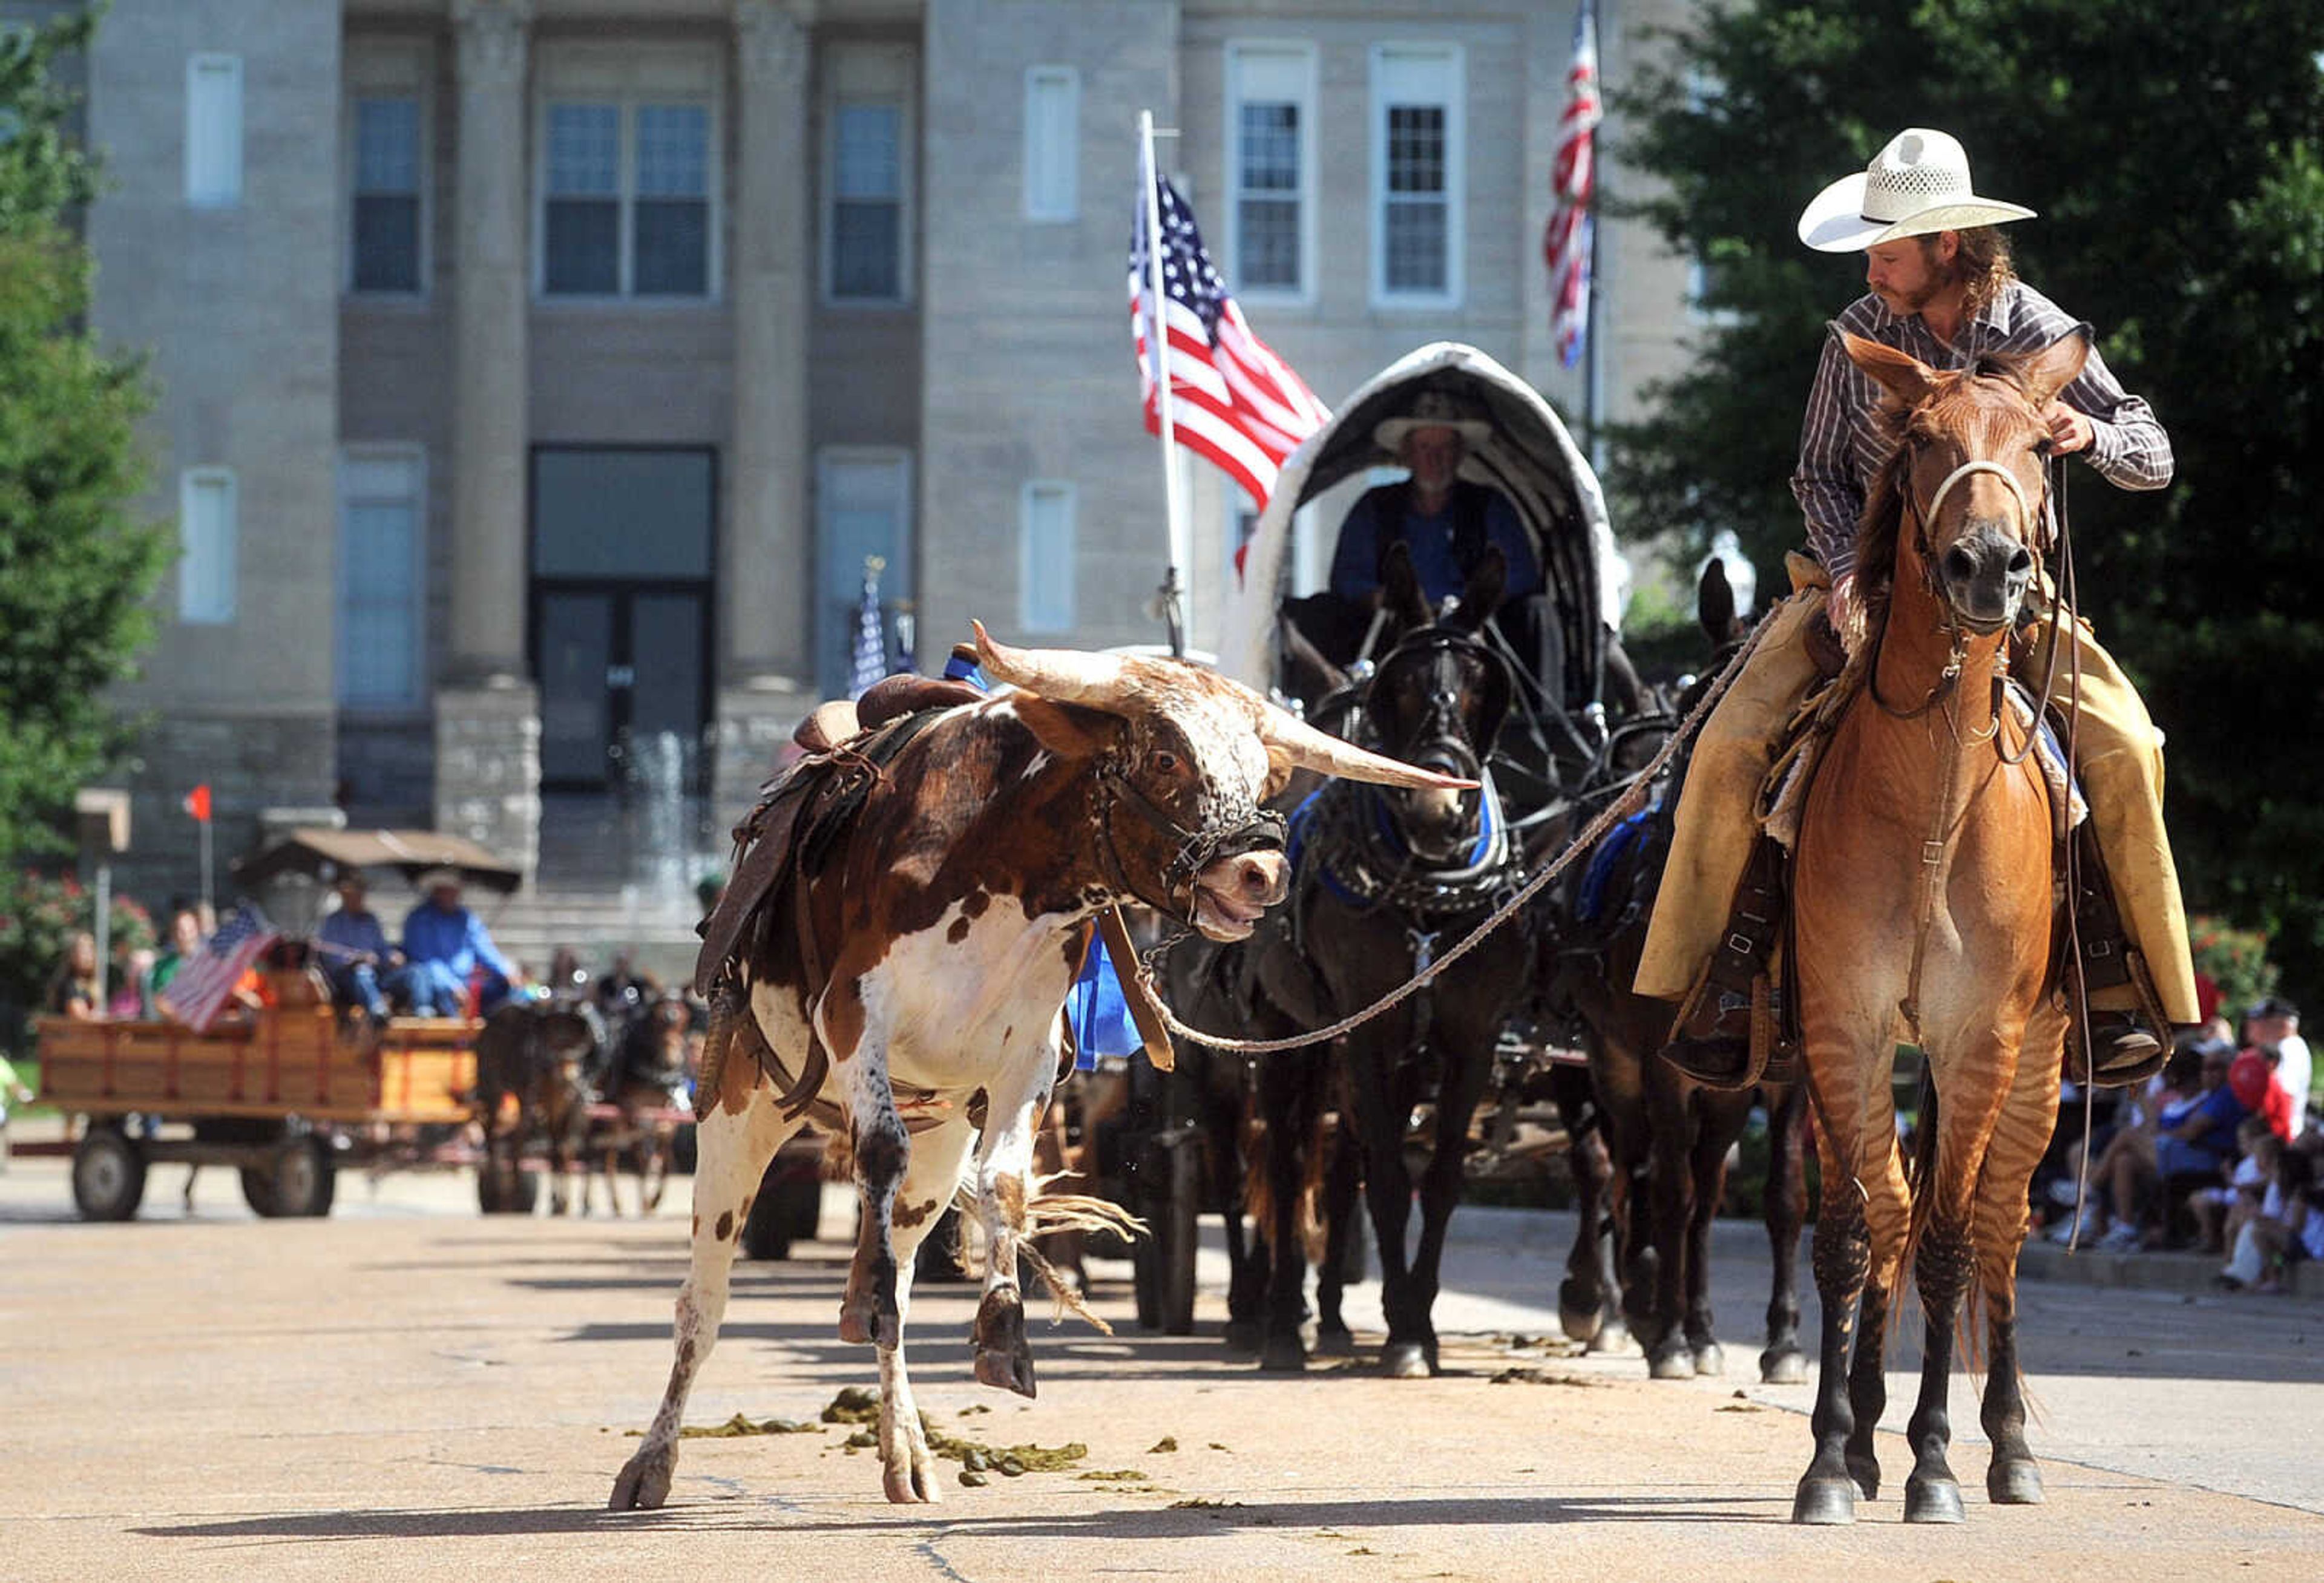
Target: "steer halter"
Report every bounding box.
[1095,755,1286,926]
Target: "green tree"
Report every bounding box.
[1603,0,2324,996]
[0,11,169,862]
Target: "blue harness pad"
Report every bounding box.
[944,649,1136,1069]
[1577,808,1655,924]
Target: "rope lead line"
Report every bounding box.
[1143,609,1777,1055]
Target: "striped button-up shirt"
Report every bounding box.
[1791,280,2173,582]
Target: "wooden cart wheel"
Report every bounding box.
[271,1135,336,1218]
[72,1124,147,1221]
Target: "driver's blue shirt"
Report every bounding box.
[1328,483,1542,605]
[402,900,514,983]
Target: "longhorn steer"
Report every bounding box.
[611,624,1463,1507]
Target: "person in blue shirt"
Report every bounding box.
[317,873,415,1020]
[401,868,516,1017]
[1327,389,1543,611]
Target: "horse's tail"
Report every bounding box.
[1896,1064,1943,1345]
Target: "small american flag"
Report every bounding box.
[1129,169,1328,513]
[158,905,280,1035]
[1544,0,1601,369]
[848,558,890,700]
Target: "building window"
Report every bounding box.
[535,45,718,300]
[1371,44,1464,307]
[338,449,425,709]
[350,96,422,292]
[185,53,243,208]
[1020,481,1075,634]
[1023,65,1078,222]
[815,451,914,697]
[1226,43,1314,298]
[179,468,237,624]
[826,45,914,304]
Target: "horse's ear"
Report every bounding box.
[1698,555,1738,643]
[1382,541,1432,632]
[1452,545,1508,633]
[1839,330,1937,407]
[2021,328,2091,408]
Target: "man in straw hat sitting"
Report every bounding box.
[401,867,518,1017]
[1636,126,2198,1087]
[1328,388,1543,614]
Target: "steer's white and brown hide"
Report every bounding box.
[611,623,1466,1508]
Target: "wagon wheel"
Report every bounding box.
[239,1167,281,1218]
[71,1124,148,1222]
[269,1135,337,1218]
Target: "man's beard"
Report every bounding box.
[1881,254,1961,316]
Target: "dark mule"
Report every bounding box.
[1273,543,1535,1376]
[596,989,697,1216]
[473,995,605,1215]
[1544,559,1808,1383]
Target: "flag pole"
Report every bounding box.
[199,816,213,918]
[1140,109,1188,657]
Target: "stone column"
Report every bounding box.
[436,0,541,873]
[714,0,817,825]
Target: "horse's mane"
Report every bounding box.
[1845,350,2042,649]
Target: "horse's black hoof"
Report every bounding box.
[1759,1344,1808,1385]
[1647,1338,1695,1380]
[1791,1475,1856,1526]
[1904,1475,1965,1524]
[1313,1325,1355,1358]
[1988,1458,2044,1506]
[1846,1452,1881,1500]
[1557,1279,1604,1343]
[1691,1341,1725,1378]
[1382,1341,1431,1379]
[1221,1318,1262,1354]
[1258,1332,1307,1373]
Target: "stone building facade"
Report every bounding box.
[43,0,1701,901]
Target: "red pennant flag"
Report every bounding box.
[183,784,212,823]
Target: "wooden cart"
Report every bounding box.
[34,971,481,1221]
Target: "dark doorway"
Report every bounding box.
[529,447,716,794]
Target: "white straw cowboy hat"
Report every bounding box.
[1374,389,1493,453]
[416,867,463,893]
[1796,128,2036,254]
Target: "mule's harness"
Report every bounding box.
[1143,612,1775,1055]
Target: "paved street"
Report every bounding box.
[2,1145,2319,1581]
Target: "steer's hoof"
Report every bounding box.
[884,1458,942,1504]
[609,1446,674,1511]
[1791,1475,1857,1526]
[1904,1474,1965,1524]
[1381,1341,1431,1379]
[1759,1343,1808,1385]
[838,1296,875,1346]
[1988,1458,2045,1506]
[1258,1331,1307,1373]
[974,1345,1038,1399]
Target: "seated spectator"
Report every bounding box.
[2081,1045,2204,1249]
[400,870,516,1017]
[2220,1147,2322,1293]
[105,935,154,1020]
[317,874,414,1021]
[2191,1114,2279,1257]
[44,930,101,1020]
[146,904,204,1002]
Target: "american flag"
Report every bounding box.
[848,558,890,700]
[1544,0,1601,369]
[1129,170,1328,513]
[158,905,280,1035]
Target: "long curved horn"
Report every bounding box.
[972,620,1134,709]
[1260,706,1476,791]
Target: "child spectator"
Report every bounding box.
[44,930,101,1020]
[2193,1115,2279,1257]
[2220,1147,2320,1293]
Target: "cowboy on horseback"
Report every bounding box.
[1636,126,2200,1086]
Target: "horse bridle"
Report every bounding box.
[1095,754,1287,928]
[1873,447,2052,722]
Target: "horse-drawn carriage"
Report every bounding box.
[1089,343,1695,1355]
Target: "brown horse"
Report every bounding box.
[1788,330,2087,1526]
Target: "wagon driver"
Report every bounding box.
[1636,126,2199,1086]
[401,868,517,1017]
[1328,388,1543,612]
